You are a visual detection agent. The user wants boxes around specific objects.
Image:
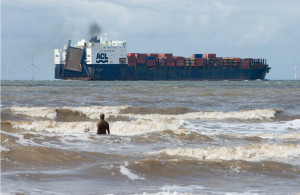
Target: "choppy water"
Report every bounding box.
[1,80,300,195]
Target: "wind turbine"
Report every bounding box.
[6,63,10,80]
[25,56,39,80]
[292,60,300,80]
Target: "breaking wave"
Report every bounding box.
[151,143,300,162]
[7,106,282,121]
[10,118,183,135]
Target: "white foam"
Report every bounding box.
[134,191,198,195]
[111,119,184,135]
[151,143,300,162]
[11,121,96,134]
[185,119,300,138]
[123,108,281,121]
[62,105,129,119]
[0,145,10,152]
[8,106,281,121]
[9,106,57,119]
[119,165,144,180]
[8,105,129,120]
[11,118,183,135]
[1,130,42,147]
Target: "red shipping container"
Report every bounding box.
[159,53,173,59]
[128,59,137,63]
[137,59,146,64]
[128,62,136,66]
[166,58,175,63]
[193,58,203,66]
[166,62,175,66]
[127,56,137,63]
[165,54,173,59]
[127,53,138,57]
[137,53,147,60]
[241,59,250,69]
[204,53,216,58]
[147,53,159,59]
[146,59,156,66]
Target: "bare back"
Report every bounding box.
[97,120,110,134]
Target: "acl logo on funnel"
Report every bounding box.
[96,53,108,63]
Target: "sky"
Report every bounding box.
[1,0,300,80]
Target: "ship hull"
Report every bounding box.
[55,64,270,81]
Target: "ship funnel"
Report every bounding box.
[89,36,100,43]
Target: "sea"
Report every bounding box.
[1,80,300,195]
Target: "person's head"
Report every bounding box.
[100,113,105,120]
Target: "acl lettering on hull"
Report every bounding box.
[96,53,109,63]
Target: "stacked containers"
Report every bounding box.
[147,53,159,67]
[158,53,174,66]
[159,58,166,66]
[158,53,173,58]
[216,57,223,66]
[146,56,156,67]
[166,58,175,66]
[175,56,185,66]
[223,57,233,69]
[195,58,204,66]
[233,58,241,68]
[137,53,147,64]
[185,58,191,66]
[241,58,250,69]
[190,54,203,66]
[204,54,217,67]
[127,53,137,66]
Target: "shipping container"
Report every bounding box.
[128,62,136,66]
[175,56,185,66]
[137,59,146,64]
[204,53,217,58]
[137,53,147,60]
[190,54,203,59]
[166,62,175,66]
[127,53,137,57]
[159,53,173,59]
[241,59,250,69]
[147,53,159,59]
[185,58,191,66]
[146,56,156,60]
[146,59,156,66]
[194,58,204,66]
[159,58,166,66]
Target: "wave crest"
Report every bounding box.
[8,106,282,121]
[151,143,300,162]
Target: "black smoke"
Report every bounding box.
[89,23,102,36]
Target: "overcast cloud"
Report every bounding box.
[1,0,300,80]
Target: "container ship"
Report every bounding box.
[54,35,271,81]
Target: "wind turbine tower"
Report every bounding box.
[26,56,39,80]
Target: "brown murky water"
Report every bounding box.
[1,80,300,194]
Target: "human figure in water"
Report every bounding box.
[97,113,110,134]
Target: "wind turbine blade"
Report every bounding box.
[25,65,32,69]
[33,65,40,69]
[293,59,298,65]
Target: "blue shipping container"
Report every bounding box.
[193,54,203,58]
[147,56,156,60]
